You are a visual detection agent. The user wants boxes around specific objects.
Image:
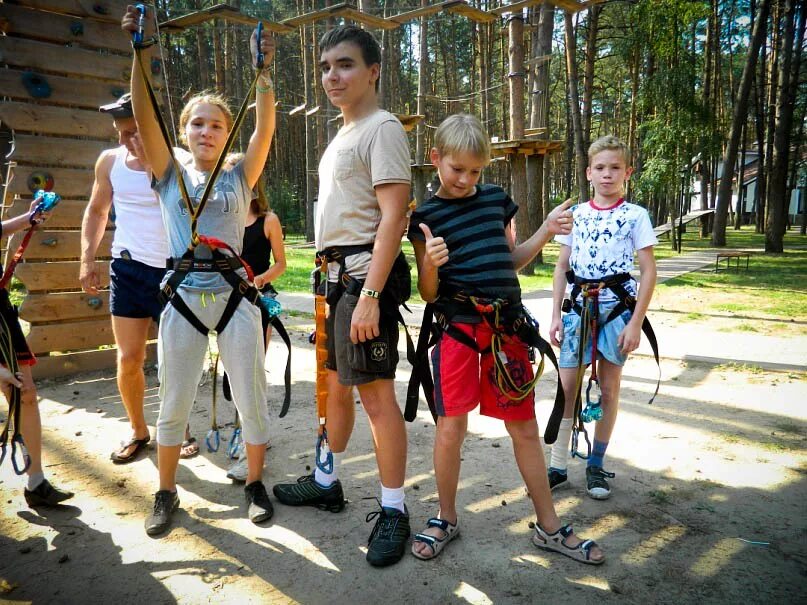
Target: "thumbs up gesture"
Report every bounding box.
[419,223,449,268]
[544,198,574,236]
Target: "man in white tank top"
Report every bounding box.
[80,94,194,463]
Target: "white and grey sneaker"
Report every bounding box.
[226,450,248,483]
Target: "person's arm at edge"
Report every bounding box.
[412,238,439,302]
[79,151,115,294]
[256,212,286,285]
[618,245,656,354]
[243,32,276,189]
[549,244,572,347]
[350,181,409,343]
[511,199,573,270]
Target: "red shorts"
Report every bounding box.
[431,321,535,421]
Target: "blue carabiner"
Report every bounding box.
[206,428,220,453]
[315,431,334,474]
[581,379,604,423]
[132,4,146,44]
[227,427,243,460]
[255,22,265,69]
[11,435,31,476]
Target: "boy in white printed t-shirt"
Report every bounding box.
[548,135,658,500]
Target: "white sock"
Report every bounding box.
[550,417,574,472]
[27,472,45,491]
[381,484,406,513]
[314,451,343,487]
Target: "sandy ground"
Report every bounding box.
[0,308,805,604]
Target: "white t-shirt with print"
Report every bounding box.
[555,200,657,303]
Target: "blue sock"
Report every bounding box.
[587,440,609,469]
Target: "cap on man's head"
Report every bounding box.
[99,93,133,119]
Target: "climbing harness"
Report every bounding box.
[406,284,565,444]
[563,270,661,459]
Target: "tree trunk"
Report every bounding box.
[212,19,225,93]
[564,12,587,202]
[712,0,771,246]
[700,0,715,237]
[581,4,601,153]
[302,21,316,243]
[508,12,528,255]
[765,0,803,251]
[735,123,748,229]
[414,3,429,205]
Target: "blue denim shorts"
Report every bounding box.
[110,257,166,322]
[558,301,632,368]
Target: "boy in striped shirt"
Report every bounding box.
[407,114,604,565]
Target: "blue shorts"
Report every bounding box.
[558,301,632,368]
[109,257,166,322]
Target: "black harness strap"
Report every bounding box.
[269,315,292,417]
[0,312,28,475]
[405,286,565,443]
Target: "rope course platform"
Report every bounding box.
[490,138,563,158]
[653,209,715,236]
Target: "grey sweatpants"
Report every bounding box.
[156,288,270,446]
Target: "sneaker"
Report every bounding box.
[272,474,345,512]
[586,466,615,500]
[245,481,274,524]
[365,504,411,567]
[145,490,179,536]
[548,469,568,492]
[226,451,248,483]
[24,479,74,507]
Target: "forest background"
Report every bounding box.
[150,0,805,268]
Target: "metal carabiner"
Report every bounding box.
[11,435,31,475]
[206,428,220,453]
[570,424,592,460]
[581,379,604,423]
[227,427,243,460]
[315,430,334,474]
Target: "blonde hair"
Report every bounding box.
[178,91,233,145]
[224,151,269,216]
[588,135,630,165]
[433,113,490,162]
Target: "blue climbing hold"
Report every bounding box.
[21,72,51,99]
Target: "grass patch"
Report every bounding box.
[733,323,759,332]
[714,362,765,375]
[648,489,673,505]
[684,312,706,321]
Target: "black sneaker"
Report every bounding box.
[272,474,345,512]
[145,490,179,536]
[586,466,615,500]
[24,479,74,507]
[245,481,274,524]
[548,469,568,492]
[365,504,410,567]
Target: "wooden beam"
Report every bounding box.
[7,166,97,198]
[6,230,112,261]
[388,1,463,23]
[340,7,398,30]
[283,3,395,30]
[0,36,132,82]
[0,3,132,54]
[32,343,155,380]
[0,102,116,140]
[15,261,110,293]
[20,291,111,323]
[0,70,127,113]
[27,318,117,354]
[8,199,112,230]
[394,114,425,132]
[448,3,497,23]
[549,0,590,13]
[4,0,130,24]
[488,0,544,16]
[159,3,293,34]
[8,136,110,170]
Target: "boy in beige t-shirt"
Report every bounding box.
[273,25,412,568]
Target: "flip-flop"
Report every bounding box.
[110,436,151,464]
[179,437,200,459]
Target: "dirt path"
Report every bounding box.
[1,314,805,604]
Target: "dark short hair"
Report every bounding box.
[99,93,133,119]
[320,25,381,90]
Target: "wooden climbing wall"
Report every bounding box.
[0,0,161,378]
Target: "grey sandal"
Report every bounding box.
[532,523,605,565]
[411,517,459,560]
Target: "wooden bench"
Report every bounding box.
[715,251,751,272]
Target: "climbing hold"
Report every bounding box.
[70,21,84,36]
[93,3,109,15]
[110,87,125,99]
[87,297,103,310]
[150,58,161,76]
[27,172,54,193]
[21,72,51,99]
[40,237,58,247]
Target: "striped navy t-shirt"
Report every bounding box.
[408,184,521,320]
